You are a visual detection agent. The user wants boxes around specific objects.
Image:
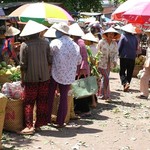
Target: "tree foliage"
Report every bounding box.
[1,0,103,12]
[50,0,103,12]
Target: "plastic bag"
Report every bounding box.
[1,81,23,99]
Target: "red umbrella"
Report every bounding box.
[122,2,150,25]
[111,0,150,21]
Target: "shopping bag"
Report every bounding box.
[71,76,98,99]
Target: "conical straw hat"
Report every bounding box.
[20,20,48,37]
[82,32,98,43]
[53,22,69,35]
[5,26,20,37]
[69,22,85,37]
[44,23,57,38]
[102,27,121,40]
[121,23,136,34]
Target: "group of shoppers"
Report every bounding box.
[2,20,150,135]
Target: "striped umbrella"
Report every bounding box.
[9,2,74,26]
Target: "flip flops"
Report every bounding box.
[18,127,35,135]
[123,83,130,92]
[51,123,66,128]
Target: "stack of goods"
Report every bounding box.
[1,81,24,132]
[0,61,24,133]
[133,55,146,77]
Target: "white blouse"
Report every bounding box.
[50,35,82,85]
[97,39,118,69]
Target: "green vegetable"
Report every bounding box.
[1,61,7,67]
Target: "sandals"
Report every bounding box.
[105,98,112,103]
[123,83,130,92]
[136,95,148,99]
[18,127,35,135]
[51,123,66,128]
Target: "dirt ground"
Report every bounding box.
[1,72,150,150]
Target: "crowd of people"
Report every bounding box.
[1,18,150,135]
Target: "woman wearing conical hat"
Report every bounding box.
[69,23,91,117]
[97,27,121,101]
[1,26,20,64]
[81,32,99,108]
[19,20,52,134]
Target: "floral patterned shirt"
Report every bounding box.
[97,39,118,69]
[50,35,82,85]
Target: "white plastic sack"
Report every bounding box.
[1,81,23,99]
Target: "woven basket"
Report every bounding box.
[0,74,11,84]
[132,65,143,77]
[4,98,24,132]
[0,94,8,148]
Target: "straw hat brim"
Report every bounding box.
[102,27,121,40]
[82,32,98,43]
[5,26,20,37]
[114,25,121,30]
[44,23,57,38]
[69,23,85,37]
[53,23,69,35]
[121,24,136,34]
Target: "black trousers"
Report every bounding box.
[119,58,135,85]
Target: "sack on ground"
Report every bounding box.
[4,98,24,132]
[71,76,98,99]
[51,90,75,123]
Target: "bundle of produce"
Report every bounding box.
[87,46,101,78]
[0,60,21,83]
